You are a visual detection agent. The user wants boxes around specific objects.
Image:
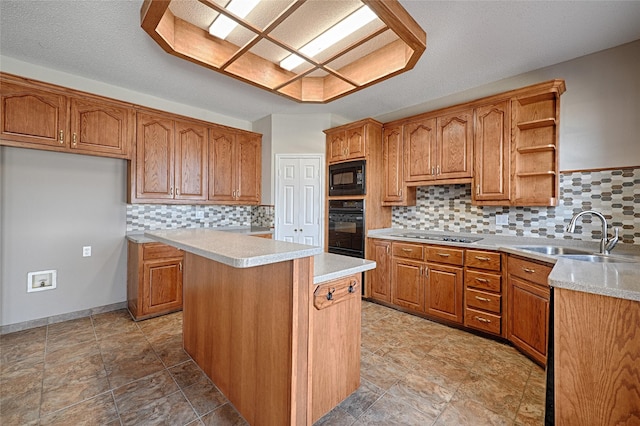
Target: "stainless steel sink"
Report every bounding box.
[514,246,592,255]
[559,254,637,264]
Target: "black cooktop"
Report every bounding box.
[390,232,483,244]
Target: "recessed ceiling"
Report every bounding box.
[1,1,639,123]
[143,0,426,103]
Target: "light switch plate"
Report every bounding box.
[83,246,92,257]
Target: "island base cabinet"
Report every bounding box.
[182,252,312,426]
[311,274,361,423]
[554,288,640,425]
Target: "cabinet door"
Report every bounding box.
[436,110,473,179]
[142,258,183,316]
[327,130,346,163]
[507,275,549,365]
[345,126,366,159]
[426,263,463,324]
[0,81,68,148]
[392,258,425,312]
[235,133,261,204]
[474,101,510,202]
[404,118,436,182]
[370,240,391,302]
[174,120,208,201]
[136,113,175,200]
[208,127,236,202]
[69,97,133,158]
[382,125,405,204]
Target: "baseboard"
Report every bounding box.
[0,301,127,335]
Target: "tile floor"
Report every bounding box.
[0,301,545,425]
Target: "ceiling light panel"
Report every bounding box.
[170,0,216,30]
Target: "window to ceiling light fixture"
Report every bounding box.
[208,0,260,39]
[279,5,378,71]
[142,0,426,103]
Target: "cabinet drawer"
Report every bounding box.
[143,243,183,260]
[392,242,424,260]
[465,270,501,292]
[465,308,501,335]
[465,249,501,271]
[426,246,464,266]
[508,256,552,287]
[466,288,501,314]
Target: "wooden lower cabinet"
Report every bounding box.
[368,239,391,302]
[507,256,552,365]
[311,274,361,423]
[554,288,640,424]
[464,249,504,336]
[426,261,463,323]
[392,258,425,312]
[127,241,184,320]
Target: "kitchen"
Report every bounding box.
[1,1,640,425]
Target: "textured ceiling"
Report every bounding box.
[1,1,640,123]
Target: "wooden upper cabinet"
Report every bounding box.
[235,133,261,204]
[174,120,208,201]
[436,109,473,180]
[209,127,261,205]
[382,125,405,205]
[69,97,134,158]
[136,113,175,200]
[404,117,436,182]
[1,75,134,159]
[326,125,366,164]
[473,101,510,203]
[1,81,67,148]
[327,131,346,164]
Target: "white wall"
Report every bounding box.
[258,114,334,205]
[376,40,640,171]
[1,147,127,326]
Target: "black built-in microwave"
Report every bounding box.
[328,160,366,196]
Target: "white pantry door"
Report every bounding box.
[275,155,323,247]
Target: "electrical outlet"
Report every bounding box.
[495,213,509,226]
[83,246,92,257]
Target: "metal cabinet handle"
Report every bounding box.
[475,256,490,261]
[475,278,489,283]
[176,188,180,196]
[72,132,77,147]
[437,165,441,175]
[474,316,491,324]
[386,245,390,254]
[401,248,413,252]
[170,186,173,196]
[431,166,435,175]
[475,296,491,302]
[523,267,536,274]
[437,253,450,257]
[179,262,183,272]
[476,184,480,195]
[59,130,64,144]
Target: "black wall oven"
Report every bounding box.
[327,199,365,258]
[328,160,366,196]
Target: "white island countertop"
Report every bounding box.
[313,253,376,284]
[146,228,321,268]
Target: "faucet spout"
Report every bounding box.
[565,210,618,255]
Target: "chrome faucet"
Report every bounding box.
[565,210,619,255]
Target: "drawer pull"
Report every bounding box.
[401,248,413,252]
[474,256,491,261]
[437,253,450,257]
[475,278,489,283]
[326,287,335,301]
[475,296,491,302]
[474,316,491,324]
[59,130,64,144]
[523,267,536,274]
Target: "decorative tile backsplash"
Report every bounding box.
[251,205,275,228]
[392,167,639,245]
[126,204,275,232]
[126,204,252,232]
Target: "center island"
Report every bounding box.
[145,228,376,426]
